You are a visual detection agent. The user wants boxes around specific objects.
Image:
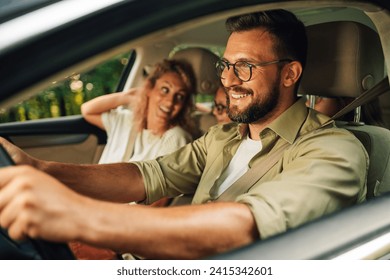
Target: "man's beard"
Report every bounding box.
[226,77,280,124]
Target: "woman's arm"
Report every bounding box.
[81,88,138,130]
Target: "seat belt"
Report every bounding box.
[212,76,389,202]
[331,76,389,120]
[122,128,138,161]
[214,141,291,201]
[213,78,389,202]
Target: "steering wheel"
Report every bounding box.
[0,145,75,260]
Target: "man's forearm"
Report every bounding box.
[82,201,259,259]
[36,160,146,203]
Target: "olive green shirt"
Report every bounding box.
[133,98,368,239]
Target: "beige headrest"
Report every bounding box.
[172,47,220,95]
[299,21,384,98]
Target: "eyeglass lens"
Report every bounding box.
[216,59,292,82]
[216,61,252,82]
[213,103,227,114]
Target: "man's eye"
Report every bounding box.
[236,62,250,69]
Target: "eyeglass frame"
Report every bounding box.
[212,101,228,115]
[215,58,293,82]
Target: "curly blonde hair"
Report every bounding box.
[132,59,197,136]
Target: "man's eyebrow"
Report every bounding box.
[221,57,258,63]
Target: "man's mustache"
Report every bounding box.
[224,86,253,96]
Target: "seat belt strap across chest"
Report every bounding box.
[215,140,291,201]
[122,128,138,162]
[331,77,389,120]
[213,77,390,202]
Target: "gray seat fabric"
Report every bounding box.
[300,21,390,199]
[337,122,390,199]
[300,21,384,98]
[171,47,220,95]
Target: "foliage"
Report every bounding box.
[0,52,130,123]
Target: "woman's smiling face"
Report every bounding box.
[147,72,188,128]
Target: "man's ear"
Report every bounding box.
[283,61,302,88]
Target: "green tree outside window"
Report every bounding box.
[0,52,130,123]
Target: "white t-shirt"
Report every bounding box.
[215,135,263,196]
[99,107,192,164]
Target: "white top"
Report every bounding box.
[215,135,263,196]
[99,107,192,163]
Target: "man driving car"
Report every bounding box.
[0,9,367,259]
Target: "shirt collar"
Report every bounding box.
[268,98,309,144]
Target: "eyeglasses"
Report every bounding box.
[215,59,292,82]
[212,102,228,115]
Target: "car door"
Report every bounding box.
[0,115,106,164]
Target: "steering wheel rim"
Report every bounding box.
[0,144,75,260]
[0,227,75,260]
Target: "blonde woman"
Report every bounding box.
[73,59,196,259]
[82,59,196,164]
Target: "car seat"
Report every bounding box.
[166,47,221,205]
[171,47,220,137]
[299,21,390,199]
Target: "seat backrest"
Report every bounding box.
[299,21,390,199]
[300,21,384,98]
[337,122,390,198]
[171,47,219,136]
[168,47,221,206]
[171,47,220,95]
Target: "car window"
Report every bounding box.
[0,51,131,123]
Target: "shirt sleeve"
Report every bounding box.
[132,130,210,204]
[101,109,119,135]
[235,128,368,239]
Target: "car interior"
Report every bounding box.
[90,5,390,203]
[0,0,390,259]
[2,4,389,165]
[170,47,220,137]
[300,20,390,200]
[169,17,390,205]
